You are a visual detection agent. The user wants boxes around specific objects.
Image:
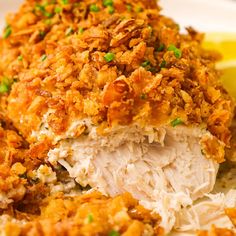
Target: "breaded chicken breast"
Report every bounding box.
[0,0,235,235]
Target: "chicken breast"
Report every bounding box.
[47,123,219,231]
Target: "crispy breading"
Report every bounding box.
[197,225,235,236]
[0,0,233,152]
[3,191,164,236]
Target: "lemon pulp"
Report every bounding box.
[203,33,236,99]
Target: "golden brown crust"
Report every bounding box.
[3,191,164,236]
[0,0,233,148]
[197,225,235,236]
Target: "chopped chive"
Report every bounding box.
[0,77,11,94]
[156,43,165,52]
[148,67,157,73]
[35,4,45,12]
[159,60,166,69]
[104,52,115,62]
[87,213,94,223]
[108,5,114,14]
[78,27,84,34]
[140,93,147,100]
[61,0,69,4]
[18,55,23,61]
[3,25,12,39]
[65,27,74,36]
[141,60,150,67]
[89,4,100,12]
[167,44,182,59]
[126,4,132,12]
[0,83,9,93]
[39,31,46,39]
[135,6,143,13]
[41,54,47,61]
[44,11,53,18]
[44,19,52,25]
[54,6,62,13]
[108,230,120,236]
[171,118,183,127]
[103,0,113,7]
[35,4,53,18]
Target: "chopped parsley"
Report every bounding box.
[171,118,183,127]
[141,60,150,67]
[90,4,100,12]
[108,230,120,236]
[35,4,53,18]
[86,213,94,223]
[39,31,46,39]
[108,5,115,14]
[167,44,182,59]
[61,0,69,4]
[103,0,113,7]
[65,27,74,36]
[159,60,166,69]
[54,6,62,13]
[156,43,165,52]
[135,6,143,13]
[78,27,84,34]
[0,77,12,94]
[41,54,47,62]
[126,4,132,12]
[104,52,115,62]
[140,93,147,100]
[18,55,23,61]
[3,25,12,39]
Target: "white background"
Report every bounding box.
[0,0,236,32]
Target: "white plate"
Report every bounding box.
[1,0,236,32]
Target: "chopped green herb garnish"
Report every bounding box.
[103,0,113,7]
[0,77,11,94]
[39,31,46,38]
[126,4,132,12]
[35,4,45,12]
[44,11,53,18]
[156,43,165,52]
[140,93,147,100]
[54,6,62,13]
[167,44,182,59]
[148,67,157,73]
[44,19,52,25]
[0,83,9,93]
[41,54,47,61]
[141,60,150,67]
[3,25,12,39]
[65,27,74,36]
[135,6,143,13]
[108,230,120,236]
[159,60,166,69]
[171,118,183,127]
[61,0,69,4]
[87,213,94,223]
[108,5,115,14]
[78,27,84,34]
[104,52,115,62]
[18,55,23,61]
[35,4,53,18]
[90,4,100,12]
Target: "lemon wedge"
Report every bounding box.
[203,33,236,99]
